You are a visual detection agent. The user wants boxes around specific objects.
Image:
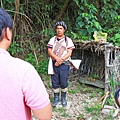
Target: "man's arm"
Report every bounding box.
[54,49,73,66]
[32,103,52,120]
[61,49,73,61]
[48,48,57,60]
[48,48,63,65]
[48,48,73,66]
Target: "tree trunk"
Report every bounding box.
[56,0,70,21]
[15,0,19,12]
[13,0,20,40]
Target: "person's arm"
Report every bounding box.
[32,103,52,120]
[54,49,73,66]
[61,49,73,61]
[61,37,75,61]
[48,48,73,66]
[48,48,63,65]
[48,48,57,60]
[22,65,52,119]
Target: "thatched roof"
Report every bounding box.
[73,40,120,52]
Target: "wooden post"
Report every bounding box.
[104,46,111,92]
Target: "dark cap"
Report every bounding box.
[0,8,13,36]
[115,88,120,107]
[54,21,67,30]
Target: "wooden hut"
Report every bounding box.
[71,40,120,92]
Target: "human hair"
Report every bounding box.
[0,8,13,40]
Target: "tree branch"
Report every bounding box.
[56,0,70,21]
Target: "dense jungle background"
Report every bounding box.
[2,0,120,76]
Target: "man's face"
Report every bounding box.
[56,26,65,37]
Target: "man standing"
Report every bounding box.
[0,8,52,120]
[47,21,75,107]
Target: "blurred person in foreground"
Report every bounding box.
[47,21,75,107]
[0,8,52,120]
[115,88,120,108]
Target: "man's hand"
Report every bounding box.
[55,62,59,66]
[55,57,64,66]
[55,57,62,64]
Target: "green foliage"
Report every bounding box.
[2,0,120,55]
[2,1,120,80]
[44,77,50,81]
[95,88,101,93]
[56,107,66,113]
[47,82,51,88]
[72,0,119,43]
[93,74,99,79]
[110,33,120,46]
[77,114,84,120]
[90,93,96,98]
[68,89,76,94]
[25,53,49,75]
[85,103,102,115]
[1,0,15,11]
[40,28,55,41]
[61,113,69,117]
[77,86,82,92]
[85,87,91,93]
[8,41,49,76]
[73,2,102,40]
[36,59,49,75]
[81,83,86,87]
[115,81,120,86]
[8,41,23,56]
[106,97,115,106]
[100,1,120,43]
[100,0,119,29]
[25,53,36,64]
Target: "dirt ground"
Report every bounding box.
[45,76,120,120]
[32,74,120,120]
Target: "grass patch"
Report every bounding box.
[68,89,76,94]
[85,103,102,116]
[77,114,84,120]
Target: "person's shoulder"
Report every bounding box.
[48,36,56,45]
[13,57,34,70]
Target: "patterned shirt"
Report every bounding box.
[47,36,75,59]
